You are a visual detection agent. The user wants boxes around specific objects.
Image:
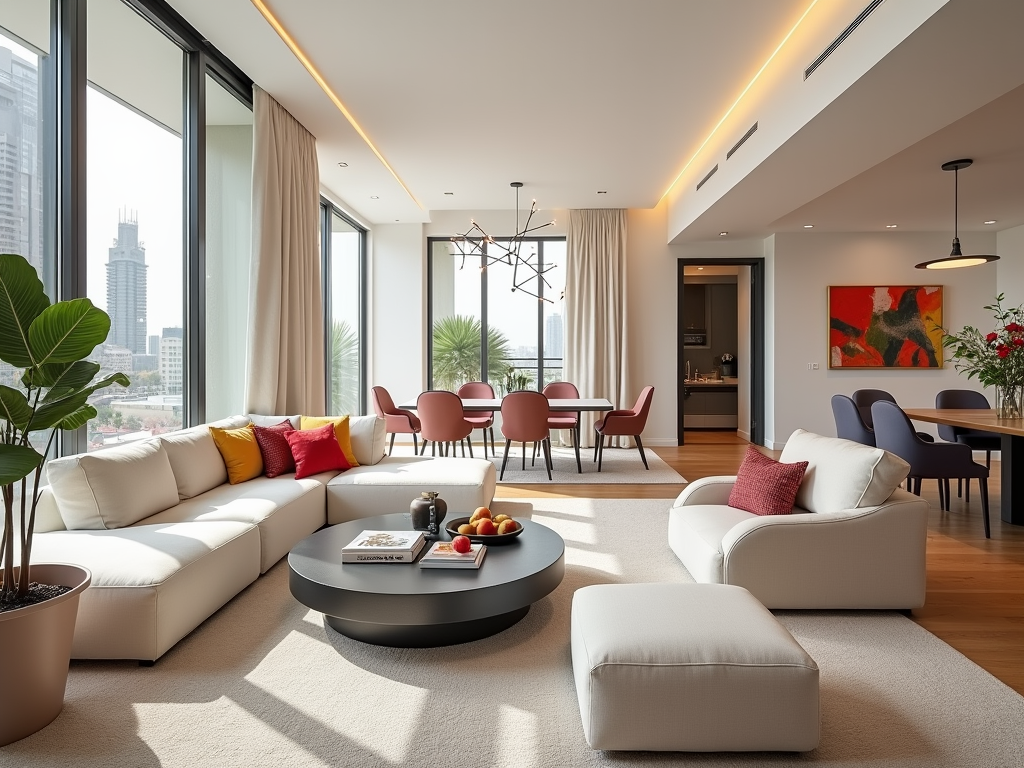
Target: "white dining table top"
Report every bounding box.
[398,397,614,412]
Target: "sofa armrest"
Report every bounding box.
[672,476,737,508]
[720,487,928,609]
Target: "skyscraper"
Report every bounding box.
[106,215,148,354]
[545,312,564,360]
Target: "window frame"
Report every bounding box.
[320,197,368,415]
[426,235,566,392]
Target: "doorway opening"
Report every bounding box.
[676,258,765,446]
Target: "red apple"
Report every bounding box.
[452,535,472,554]
[475,519,497,535]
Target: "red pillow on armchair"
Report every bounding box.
[727,447,809,516]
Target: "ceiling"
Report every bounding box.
[166,0,1024,237]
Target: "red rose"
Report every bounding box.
[997,345,1010,358]
[1006,323,1023,333]
[986,332,999,343]
[1015,337,1024,347]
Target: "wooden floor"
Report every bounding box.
[494,431,1024,695]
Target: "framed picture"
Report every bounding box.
[828,285,943,369]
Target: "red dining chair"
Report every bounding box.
[594,386,655,472]
[457,381,497,458]
[499,391,552,480]
[416,390,475,458]
[543,381,582,474]
[372,386,421,456]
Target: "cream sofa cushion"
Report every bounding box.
[349,415,386,466]
[780,429,910,514]
[46,440,180,530]
[160,427,228,499]
[248,413,300,429]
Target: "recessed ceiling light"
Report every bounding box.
[444,192,454,196]
[370,196,379,199]
[597,190,607,194]
[886,224,898,228]
[984,220,997,225]
[337,162,348,167]
[697,267,704,270]
[719,231,728,236]
[803,224,814,228]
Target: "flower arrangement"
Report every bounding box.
[941,294,1024,418]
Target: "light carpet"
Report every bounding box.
[391,443,687,484]
[3,498,1023,768]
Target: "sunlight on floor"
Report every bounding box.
[495,704,539,767]
[531,515,597,545]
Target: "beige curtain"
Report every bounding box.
[245,87,326,415]
[564,209,629,448]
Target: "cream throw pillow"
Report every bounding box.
[160,426,229,499]
[349,415,387,466]
[46,440,180,530]
[779,429,910,514]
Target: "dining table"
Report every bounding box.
[904,408,1024,526]
[398,396,615,474]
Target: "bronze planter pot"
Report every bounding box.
[0,563,91,746]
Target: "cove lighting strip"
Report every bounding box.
[249,0,423,210]
[660,0,821,203]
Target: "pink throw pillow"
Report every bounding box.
[285,423,352,479]
[727,447,808,516]
[253,420,296,478]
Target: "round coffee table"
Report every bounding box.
[288,512,565,647]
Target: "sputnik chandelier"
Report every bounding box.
[449,182,559,302]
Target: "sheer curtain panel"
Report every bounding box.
[246,87,326,415]
[565,209,630,448]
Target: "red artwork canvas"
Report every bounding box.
[828,286,943,368]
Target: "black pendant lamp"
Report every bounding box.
[915,159,999,269]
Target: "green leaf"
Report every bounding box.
[59,404,97,430]
[28,392,88,432]
[0,444,43,486]
[27,298,110,367]
[25,360,102,392]
[0,385,32,430]
[0,254,50,368]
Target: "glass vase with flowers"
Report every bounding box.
[942,294,1024,419]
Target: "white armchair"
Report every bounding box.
[668,431,930,610]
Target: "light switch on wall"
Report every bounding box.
[806,363,820,370]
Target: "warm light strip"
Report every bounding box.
[249,0,424,210]
[659,0,821,203]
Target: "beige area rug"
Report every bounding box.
[390,443,688,484]
[3,498,1024,768]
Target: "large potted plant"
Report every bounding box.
[0,253,129,745]
[942,294,1024,419]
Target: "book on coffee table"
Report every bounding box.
[418,540,486,569]
[342,530,426,563]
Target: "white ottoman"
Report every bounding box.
[571,583,819,752]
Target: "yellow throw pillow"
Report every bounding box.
[300,415,360,467]
[209,424,264,484]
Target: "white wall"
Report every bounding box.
[997,223,1024,309]
[370,224,426,407]
[768,231,997,447]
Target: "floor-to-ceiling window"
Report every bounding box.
[205,76,253,422]
[428,236,565,392]
[322,200,366,415]
[85,0,185,448]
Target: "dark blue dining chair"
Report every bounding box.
[935,389,1001,502]
[831,394,875,446]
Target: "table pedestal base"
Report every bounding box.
[325,606,530,647]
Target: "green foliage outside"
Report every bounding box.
[431,315,511,391]
[330,319,360,416]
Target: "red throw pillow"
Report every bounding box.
[285,423,352,479]
[253,420,296,478]
[727,447,809,516]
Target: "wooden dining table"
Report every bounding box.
[904,408,1024,526]
[398,397,615,474]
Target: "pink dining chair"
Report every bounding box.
[416,390,475,458]
[499,391,552,480]
[543,381,582,474]
[594,386,655,472]
[457,381,497,458]
[371,386,421,456]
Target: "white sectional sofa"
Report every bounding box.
[25,415,496,661]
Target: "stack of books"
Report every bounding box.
[419,540,487,569]
[342,530,426,563]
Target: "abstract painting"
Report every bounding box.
[828,285,943,368]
